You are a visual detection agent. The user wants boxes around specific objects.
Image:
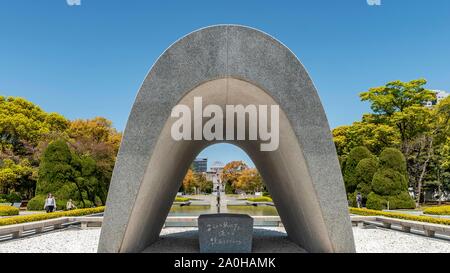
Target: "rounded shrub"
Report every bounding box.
[366,192,387,210]
[371,168,407,196]
[343,146,373,193]
[0,205,19,216]
[379,148,407,174]
[355,157,379,184]
[386,192,415,210]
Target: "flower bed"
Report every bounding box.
[0,206,20,216]
[0,206,105,226]
[247,196,273,203]
[350,207,450,226]
[423,206,450,216]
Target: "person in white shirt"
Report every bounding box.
[44,193,56,213]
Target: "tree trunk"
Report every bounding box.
[416,138,433,207]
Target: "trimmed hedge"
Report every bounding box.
[423,206,450,216]
[379,148,407,174]
[174,197,190,202]
[350,208,450,226]
[366,192,415,210]
[371,168,407,196]
[0,206,105,226]
[247,196,273,203]
[0,206,19,216]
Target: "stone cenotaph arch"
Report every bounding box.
[98,25,355,253]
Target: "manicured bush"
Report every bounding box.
[349,207,450,226]
[386,192,415,210]
[0,206,105,226]
[355,158,379,185]
[371,168,407,196]
[366,192,387,210]
[379,148,407,174]
[343,146,373,193]
[0,205,19,216]
[247,196,273,203]
[423,206,450,215]
[366,192,415,210]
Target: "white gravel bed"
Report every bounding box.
[1,226,450,253]
[353,227,450,253]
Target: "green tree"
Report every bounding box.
[68,117,121,204]
[359,79,435,152]
[333,122,400,156]
[0,96,68,155]
[0,159,34,197]
[37,139,75,196]
[360,79,434,116]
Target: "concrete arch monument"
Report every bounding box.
[98,25,355,253]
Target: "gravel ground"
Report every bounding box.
[1,226,450,253]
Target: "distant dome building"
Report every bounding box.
[206,161,225,194]
[210,161,225,173]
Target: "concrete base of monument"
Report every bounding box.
[141,228,306,253]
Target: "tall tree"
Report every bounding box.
[359,79,435,152]
[221,161,248,193]
[234,168,264,193]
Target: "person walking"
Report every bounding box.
[44,193,56,213]
[356,192,362,208]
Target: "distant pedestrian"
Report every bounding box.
[66,199,77,210]
[356,192,362,208]
[44,193,56,213]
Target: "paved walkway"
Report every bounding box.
[383,209,450,219]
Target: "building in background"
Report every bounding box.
[425,90,449,107]
[206,161,225,194]
[193,158,208,173]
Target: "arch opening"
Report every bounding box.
[116,78,336,252]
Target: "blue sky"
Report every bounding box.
[1,0,449,168]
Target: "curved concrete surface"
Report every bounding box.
[98,25,355,253]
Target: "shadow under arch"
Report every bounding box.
[99,25,354,253]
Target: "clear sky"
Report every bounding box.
[1,0,449,168]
